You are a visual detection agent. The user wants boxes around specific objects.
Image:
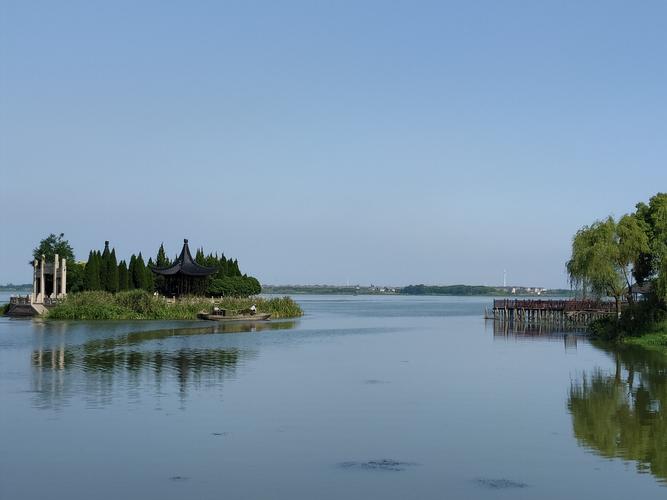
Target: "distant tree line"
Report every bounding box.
[31,236,261,297]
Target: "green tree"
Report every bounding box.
[156,243,169,267]
[100,241,111,291]
[633,193,667,283]
[107,248,119,292]
[66,261,86,293]
[132,253,146,290]
[118,260,129,291]
[84,250,101,291]
[32,233,75,262]
[145,258,155,292]
[127,255,137,290]
[567,215,649,316]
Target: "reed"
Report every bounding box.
[47,290,303,320]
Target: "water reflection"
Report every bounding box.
[568,345,667,484]
[30,321,296,410]
[490,319,583,349]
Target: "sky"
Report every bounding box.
[1,1,665,288]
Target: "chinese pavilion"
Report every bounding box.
[150,239,217,296]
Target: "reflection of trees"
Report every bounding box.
[30,321,295,409]
[568,345,667,484]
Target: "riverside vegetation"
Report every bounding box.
[12,234,303,320]
[46,290,303,321]
[567,193,667,347]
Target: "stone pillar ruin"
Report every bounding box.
[32,260,38,302]
[39,255,45,302]
[61,258,67,296]
[52,254,59,299]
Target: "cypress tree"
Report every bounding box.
[128,255,137,290]
[156,243,169,267]
[118,260,129,291]
[133,253,146,290]
[100,241,111,291]
[84,250,97,290]
[145,258,155,292]
[195,248,205,265]
[108,248,119,292]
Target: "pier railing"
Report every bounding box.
[493,299,617,312]
[490,299,617,325]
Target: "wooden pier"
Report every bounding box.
[488,299,617,326]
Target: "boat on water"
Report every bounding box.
[197,311,271,322]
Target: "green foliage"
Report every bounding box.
[118,260,129,291]
[633,193,667,284]
[567,215,649,312]
[208,276,261,297]
[32,233,75,262]
[84,251,101,290]
[128,255,137,290]
[155,243,169,267]
[132,253,146,290]
[47,290,302,320]
[568,346,667,481]
[145,258,155,292]
[108,248,119,292]
[66,261,86,293]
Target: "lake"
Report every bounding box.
[0,294,665,499]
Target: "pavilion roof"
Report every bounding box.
[150,239,217,277]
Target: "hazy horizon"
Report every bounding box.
[2,1,666,288]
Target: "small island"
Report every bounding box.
[4,236,302,320]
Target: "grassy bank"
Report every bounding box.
[46,290,303,321]
[624,321,667,348]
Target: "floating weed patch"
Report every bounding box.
[169,476,190,482]
[474,478,528,489]
[338,459,418,472]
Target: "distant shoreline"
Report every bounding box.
[262,284,574,297]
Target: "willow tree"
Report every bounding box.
[567,215,649,316]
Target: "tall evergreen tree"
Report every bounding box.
[132,253,146,290]
[108,248,119,292]
[84,250,99,290]
[100,241,111,291]
[145,258,155,292]
[118,260,129,291]
[195,247,205,265]
[156,243,169,267]
[128,255,137,290]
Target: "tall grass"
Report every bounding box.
[47,290,303,320]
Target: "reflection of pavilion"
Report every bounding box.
[28,321,295,409]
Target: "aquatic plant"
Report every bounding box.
[46,290,303,320]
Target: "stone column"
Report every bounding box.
[61,258,67,296]
[32,260,37,302]
[39,255,45,302]
[52,254,59,298]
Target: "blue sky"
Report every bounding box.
[1,1,665,287]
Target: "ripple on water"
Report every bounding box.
[338,459,418,471]
[474,478,528,489]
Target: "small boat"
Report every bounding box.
[197,311,271,322]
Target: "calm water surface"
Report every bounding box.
[1,295,665,499]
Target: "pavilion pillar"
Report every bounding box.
[39,255,45,302]
[52,254,59,298]
[61,258,67,296]
[32,260,38,302]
